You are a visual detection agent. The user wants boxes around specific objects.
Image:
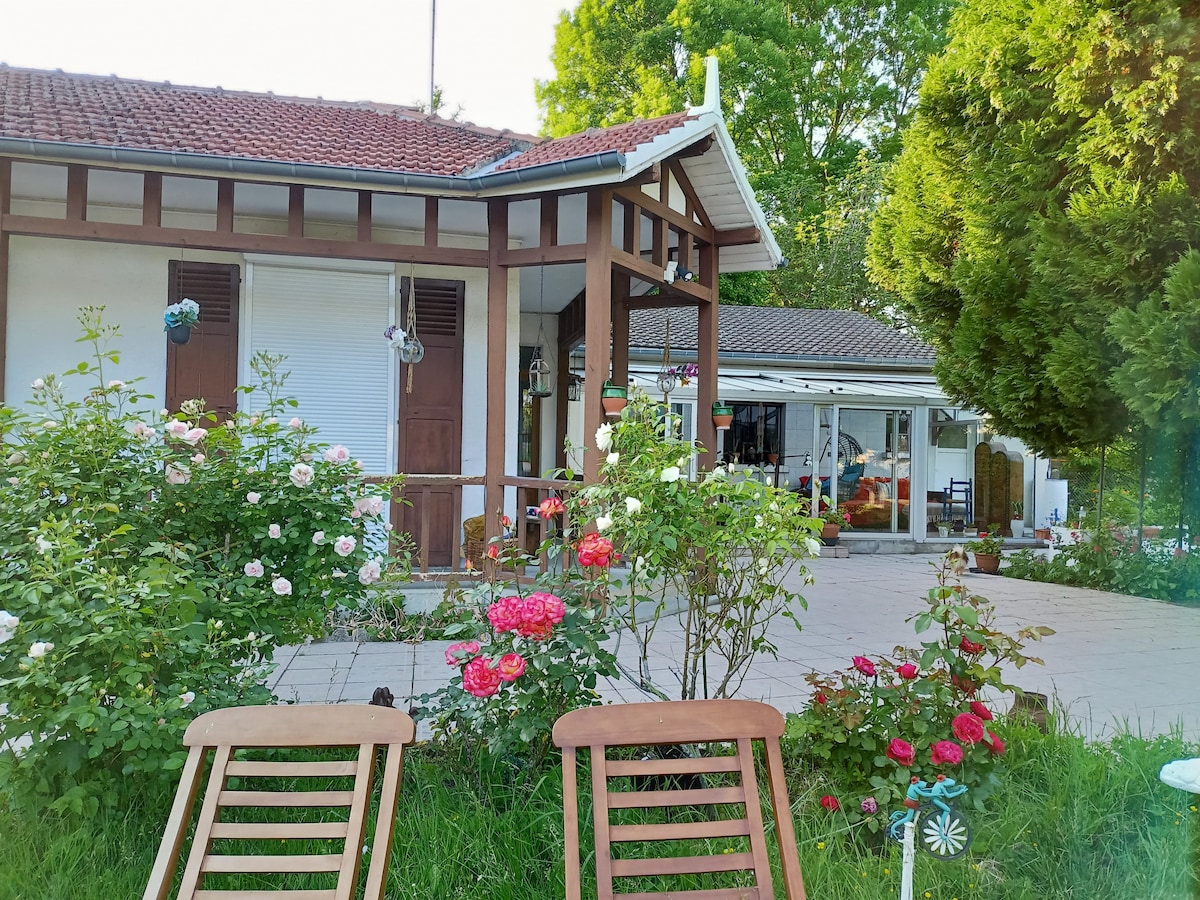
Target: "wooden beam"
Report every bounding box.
[0,213,490,268]
[357,191,373,243]
[424,198,439,247]
[66,165,88,221]
[0,158,9,405]
[620,295,699,310]
[582,190,613,484]
[669,135,714,159]
[540,196,558,248]
[668,161,713,231]
[216,179,234,233]
[615,186,714,244]
[142,173,162,228]
[611,291,630,387]
[497,243,586,268]
[610,248,712,304]
[714,226,761,247]
[696,240,719,471]
[287,185,304,238]
[484,198,509,543]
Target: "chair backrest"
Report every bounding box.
[143,704,416,900]
[554,699,807,900]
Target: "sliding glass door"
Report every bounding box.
[814,405,913,535]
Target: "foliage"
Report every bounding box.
[0,310,409,812]
[786,553,1054,820]
[565,390,821,701]
[420,573,617,765]
[869,0,1200,453]
[966,527,1005,556]
[537,0,954,316]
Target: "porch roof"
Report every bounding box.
[628,367,949,403]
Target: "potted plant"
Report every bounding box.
[163,298,200,345]
[934,517,953,538]
[818,502,852,546]
[1010,500,1025,538]
[601,381,628,416]
[712,401,734,431]
[967,526,1005,573]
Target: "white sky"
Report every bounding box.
[0,0,572,136]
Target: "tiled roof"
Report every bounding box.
[0,66,532,176]
[494,111,696,171]
[629,305,936,364]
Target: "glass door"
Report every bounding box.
[816,405,913,535]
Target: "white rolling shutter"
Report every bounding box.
[246,264,394,474]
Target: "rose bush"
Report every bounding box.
[0,310,410,812]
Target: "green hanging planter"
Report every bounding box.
[712,401,734,430]
[601,381,628,416]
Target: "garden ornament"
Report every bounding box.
[889,775,974,900]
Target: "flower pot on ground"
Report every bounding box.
[820,522,840,546]
[1010,519,1024,539]
[1034,527,1052,540]
[967,528,1005,573]
[601,382,628,417]
[973,552,1001,573]
[712,401,734,431]
[937,524,951,538]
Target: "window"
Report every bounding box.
[721,402,784,466]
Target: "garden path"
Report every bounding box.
[271,554,1200,741]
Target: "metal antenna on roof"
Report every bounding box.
[429,0,437,115]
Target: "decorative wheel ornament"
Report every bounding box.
[918,803,972,859]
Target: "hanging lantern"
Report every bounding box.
[567,373,583,402]
[399,334,424,364]
[528,345,552,398]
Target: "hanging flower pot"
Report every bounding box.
[167,324,192,345]
[164,298,200,345]
[601,382,628,417]
[712,401,734,431]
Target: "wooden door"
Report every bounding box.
[395,278,464,567]
[165,261,240,419]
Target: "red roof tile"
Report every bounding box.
[495,111,697,171]
[0,67,532,177]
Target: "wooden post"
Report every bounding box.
[287,185,304,238]
[0,158,9,406]
[66,164,88,222]
[611,204,633,386]
[142,173,162,228]
[485,199,509,541]
[696,240,719,470]
[582,190,613,483]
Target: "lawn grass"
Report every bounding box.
[1,723,1196,899]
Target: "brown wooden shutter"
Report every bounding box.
[165,261,241,419]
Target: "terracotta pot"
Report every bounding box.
[601,395,627,416]
[1034,527,1051,540]
[712,402,734,431]
[167,324,192,345]
[974,552,1001,574]
[820,522,840,546]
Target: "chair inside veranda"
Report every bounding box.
[554,699,808,900]
[142,704,416,900]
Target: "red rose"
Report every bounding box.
[815,693,828,705]
[852,656,877,677]
[538,496,565,519]
[985,732,1006,756]
[950,674,977,697]
[930,740,964,766]
[897,663,919,680]
[958,636,984,655]
[969,700,994,721]
[819,795,840,811]
[886,738,915,767]
[951,712,986,744]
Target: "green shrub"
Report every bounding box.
[0,309,409,812]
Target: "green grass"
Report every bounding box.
[1,725,1197,899]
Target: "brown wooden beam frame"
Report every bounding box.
[615,185,714,245]
[539,196,558,248]
[714,226,761,247]
[357,191,373,243]
[497,244,586,267]
[582,190,613,484]
[696,240,720,470]
[0,213,490,268]
[66,165,88,222]
[142,173,162,228]
[287,185,304,238]
[0,158,9,404]
[610,247,712,304]
[667,161,713,232]
[424,198,439,248]
[484,198,509,543]
[216,179,234,233]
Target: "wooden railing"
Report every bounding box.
[500,475,580,572]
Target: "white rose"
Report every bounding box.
[595,423,614,452]
[268,524,281,539]
[595,515,613,532]
[271,576,292,596]
[243,560,264,578]
[28,641,54,658]
[624,497,642,515]
[165,420,189,437]
[289,463,315,487]
[165,463,191,485]
[6,451,25,465]
[324,444,351,464]
[179,690,195,707]
[42,421,56,430]
[35,536,52,554]
[660,466,681,483]
[246,492,261,504]
[6,477,18,486]
[191,453,206,465]
[357,559,383,585]
[181,428,207,446]
[312,531,325,544]
[107,379,124,389]
[31,378,45,391]
[606,452,620,465]
[288,417,303,429]
[333,535,357,557]
[804,537,822,556]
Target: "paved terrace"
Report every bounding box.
[272,555,1200,742]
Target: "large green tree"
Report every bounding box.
[869,0,1200,454]
[536,0,954,314]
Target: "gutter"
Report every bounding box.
[0,137,626,194]
[624,347,937,372]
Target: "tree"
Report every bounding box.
[869,0,1200,454]
[536,0,954,314]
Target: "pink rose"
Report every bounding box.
[271,576,292,596]
[181,427,207,446]
[288,417,303,429]
[852,656,877,677]
[951,712,986,745]
[497,653,527,682]
[538,497,565,519]
[930,740,964,766]
[243,559,264,578]
[357,559,382,585]
[536,592,566,625]
[333,535,356,557]
[165,463,190,485]
[312,531,324,544]
[353,496,385,517]
[130,421,155,440]
[246,492,261,504]
[861,797,878,815]
[324,444,351,464]
[268,523,282,539]
[444,640,481,666]
[486,596,524,633]
[289,463,315,487]
[462,657,501,698]
[969,700,994,722]
[886,738,915,767]
[165,420,188,437]
[985,732,1006,756]
[897,663,919,680]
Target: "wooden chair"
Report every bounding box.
[143,704,416,900]
[554,699,807,899]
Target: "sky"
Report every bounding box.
[0,0,572,136]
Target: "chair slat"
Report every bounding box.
[608,785,744,809]
[607,756,740,777]
[618,888,760,900]
[610,819,751,843]
[218,790,355,807]
[201,854,342,874]
[194,890,335,899]
[611,852,756,877]
[209,822,350,840]
[225,760,359,777]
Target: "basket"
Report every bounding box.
[464,537,519,572]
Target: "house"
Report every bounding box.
[0,60,784,568]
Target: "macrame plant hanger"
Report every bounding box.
[400,262,424,394]
[656,316,677,401]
